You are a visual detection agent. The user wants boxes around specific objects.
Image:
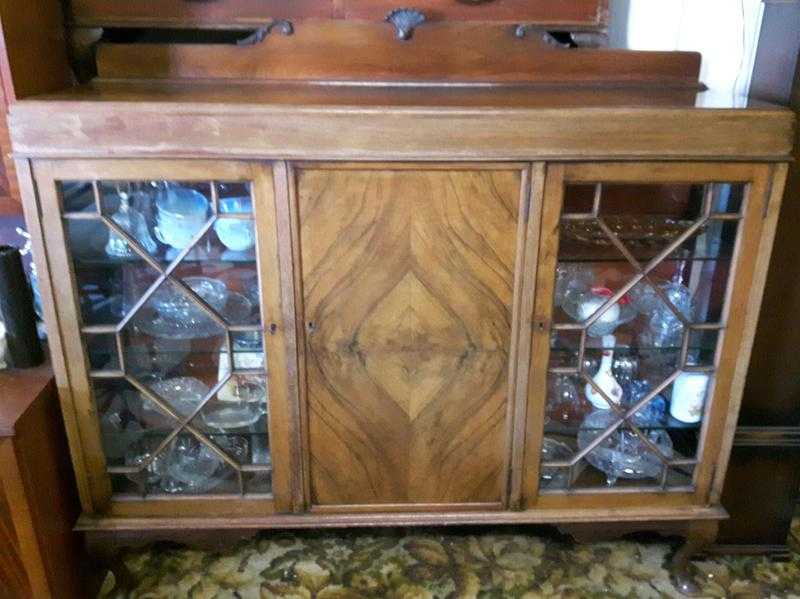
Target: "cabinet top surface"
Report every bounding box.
[12,80,792,112]
[9,82,794,161]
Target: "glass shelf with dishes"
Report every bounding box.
[60,178,273,498]
[538,181,744,493]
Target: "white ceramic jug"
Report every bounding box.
[585,334,623,410]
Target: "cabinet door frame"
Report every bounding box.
[287,161,540,511]
[26,158,301,516]
[519,161,787,511]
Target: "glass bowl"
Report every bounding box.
[135,376,209,428]
[577,409,673,486]
[151,276,229,321]
[162,436,225,494]
[214,196,255,252]
[562,287,637,337]
[540,437,584,490]
[124,435,168,486]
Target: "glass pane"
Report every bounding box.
[86,333,119,371]
[710,183,745,215]
[244,470,273,495]
[92,378,175,469]
[61,178,272,499]
[540,181,740,492]
[65,216,161,327]
[61,181,97,214]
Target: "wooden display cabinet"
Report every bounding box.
[3,1,796,594]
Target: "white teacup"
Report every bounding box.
[154,187,210,250]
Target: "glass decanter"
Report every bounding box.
[105,184,158,259]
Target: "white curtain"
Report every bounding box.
[611,0,764,100]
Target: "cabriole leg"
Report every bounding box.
[670,520,719,596]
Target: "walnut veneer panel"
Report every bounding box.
[298,168,521,506]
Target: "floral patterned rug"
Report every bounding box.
[100,520,800,598]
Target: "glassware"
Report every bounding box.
[561,215,704,248]
[162,436,224,494]
[202,374,267,431]
[125,336,191,378]
[202,398,264,430]
[62,177,273,497]
[562,287,636,338]
[151,276,228,320]
[154,185,210,258]
[578,409,674,486]
[221,292,257,326]
[540,437,582,490]
[623,379,667,425]
[134,277,239,340]
[214,197,256,256]
[643,268,695,348]
[554,263,594,308]
[628,280,663,315]
[218,330,265,374]
[612,350,639,388]
[125,436,168,486]
[135,376,209,428]
[581,354,600,377]
[99,392,144,462]
[546,375,590,426]
[134,290,252,340]
[250,435,272,468]
[105,187,158,259]
[210,332,268,430]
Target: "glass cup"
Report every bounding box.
[214,197,256,253]
[154,186,210,251]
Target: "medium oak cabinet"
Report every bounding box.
[8,80,793,592]
[19,151,789,515]
[3,0,795,591]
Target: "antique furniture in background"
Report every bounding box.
[1,0,796,593]
[0,0,70,216]
[715,1,800,557]
[0,365,86,598]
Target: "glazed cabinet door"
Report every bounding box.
[30,160,298,517]
[294,163,532,509]
[520,162,782,510]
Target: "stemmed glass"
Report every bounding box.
[105,183,158,259]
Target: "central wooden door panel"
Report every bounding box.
[297,166,523,507]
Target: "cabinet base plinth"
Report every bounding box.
[77,505,727,532]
